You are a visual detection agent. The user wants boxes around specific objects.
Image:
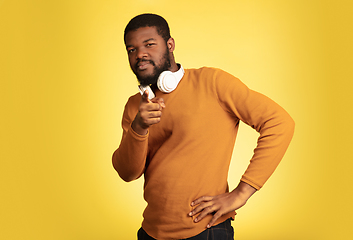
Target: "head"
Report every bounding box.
[124,13,171,45]
[124,14,177,86]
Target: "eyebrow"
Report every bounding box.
[126,38,156,49]
[143,38,156,43]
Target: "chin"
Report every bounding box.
[136,73,158,86]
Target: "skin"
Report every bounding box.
[124,26,257,229]
[125,26,177,136]
[189,182,256,228]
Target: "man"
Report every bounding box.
[113,13,294,240]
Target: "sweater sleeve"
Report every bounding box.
[112,95,149,182]
[213,69,295,190]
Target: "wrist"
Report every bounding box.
[132,118,148,135]
[232,181,257,201]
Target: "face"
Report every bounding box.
[125,26,172,86]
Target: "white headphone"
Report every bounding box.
[138,64,184,99]
[157,64,184,93]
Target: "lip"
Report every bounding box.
[137,61,150,70]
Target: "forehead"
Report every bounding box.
[125,26,163,45]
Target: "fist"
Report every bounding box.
[132,90,165,135]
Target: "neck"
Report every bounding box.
[168,54,179,72]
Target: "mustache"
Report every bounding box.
[136,59,155,68]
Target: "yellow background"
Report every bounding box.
[1,0,352,239]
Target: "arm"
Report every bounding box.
[112,90,165,182]
[189,69,295,227]
[215,69,295,189]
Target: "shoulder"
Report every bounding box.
[120,92,141,125]
[185,66,226,75]
[184,67,242,89]
[123,93,140,117]
[126,93,140,106]
[184,67,238,81]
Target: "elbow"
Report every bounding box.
[112,159,136,182]
[280,113,295,143]
[116,167,142,182]
[112,151,142,182]
[119,174,139,183]
[287,114,295,136]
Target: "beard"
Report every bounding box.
[133,47,171,86]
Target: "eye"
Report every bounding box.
[127,48,135,54]
[146,43,155,47]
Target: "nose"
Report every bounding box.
[136,47,147,60]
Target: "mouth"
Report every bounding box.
[136,60,153,71]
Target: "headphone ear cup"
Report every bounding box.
[157,71,178,93]
[157,64,185,93]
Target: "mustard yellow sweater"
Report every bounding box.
[113,67,294,239]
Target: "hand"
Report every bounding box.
[188,182,256,228]
[132,90,165,135]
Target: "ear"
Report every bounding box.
[167,37,175,52]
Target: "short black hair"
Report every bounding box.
[124,13,171,43]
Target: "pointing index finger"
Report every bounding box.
[142,90,151,103]
[138,85,155,102]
